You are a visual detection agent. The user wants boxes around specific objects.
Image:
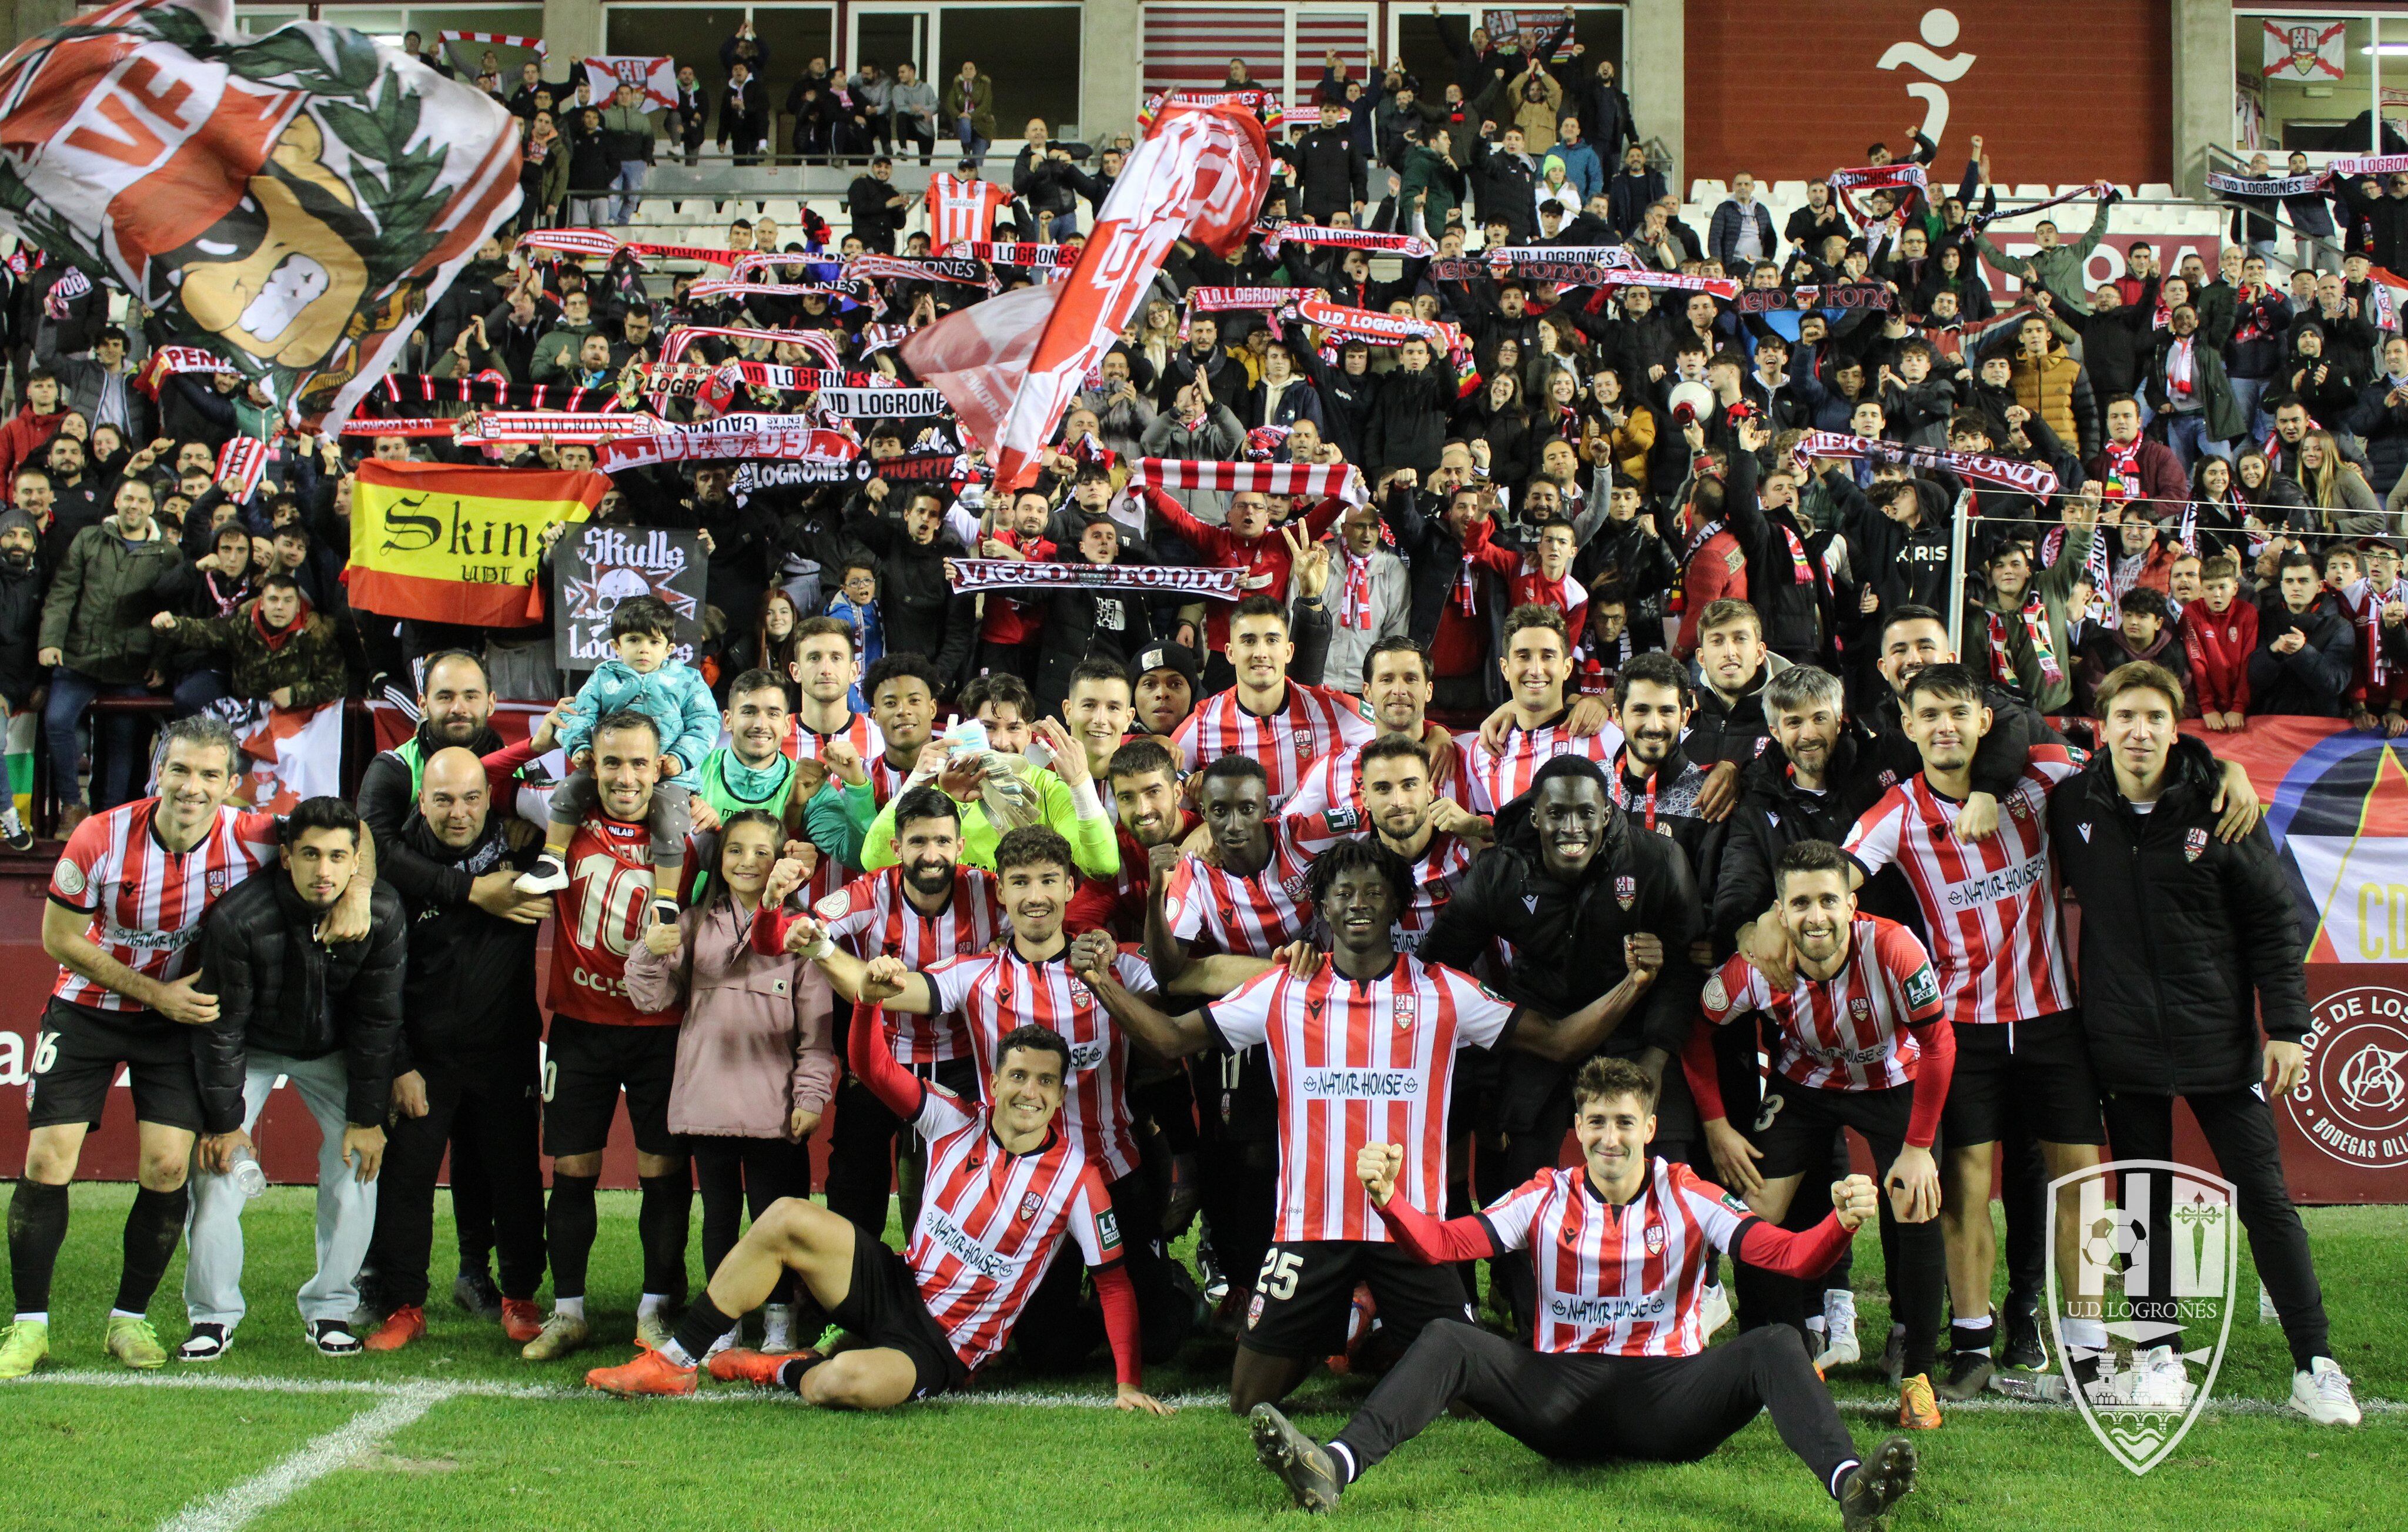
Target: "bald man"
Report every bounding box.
[356,747,552,1353]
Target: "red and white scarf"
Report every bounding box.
[947,558,1243,597]
[1295,296,1462,356]
[661,323,844,372]
[1338,549,1376,629]
[1789,430,2059,499]
[599,425,858,470]
[1825,163,1927,222]
[440,29,546,53]
[939,241,1077,269]
[2164,336,2196,399]
[1259,223,1435,260]
[1126,458,1367,506]
[1986,598,2065,693]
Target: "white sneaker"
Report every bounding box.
[1815,1289,1861,1370]
[1701,1282,1732,1339]
[2290,1357,2362,1427]
[2259,1283,2279,1322]
[514,853,569,895]
[704,1325,741,1360]
[2131,1345,2188,1408]
[760,1304,794,1354]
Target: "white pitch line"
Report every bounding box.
[153,1385,452,1532]
[12,1369,2400,1416]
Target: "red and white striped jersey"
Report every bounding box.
[1457,713,1625,814]
[48,801,279,1014]
[1208,955,1517,1243]
[906,1083,1122,1371]
[1481,1159,1756,1356]
[1161,815,1343,955]
[1842,759,2079,1028]
[1173,682,1374,807]
[1280,739,1475,824]
[924,946,1158,1180]
[790,711,885,766]
[816,865,1005,1064]
[1393,830,1479,952]
[928,173,1011,250]
[1700,916,1943,1092]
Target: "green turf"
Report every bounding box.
[5,1185,2402,1531]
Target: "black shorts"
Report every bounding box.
[1751,1074,1917,1179]
[1943,1011,2105,1149]
[543,1014,681,1158]
[830,1233,969,1400]
[26,997,205,1133]
[1240,1239,1477,1360]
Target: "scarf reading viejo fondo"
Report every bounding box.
[1788,430,2061,500]
[945,559,1243,597]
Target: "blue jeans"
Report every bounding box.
[1044,210,1078,243]
[610,159,647,223]
[2228,375,2270,441]
[956,115,989,168]
[2165,410,2209,471]
[171,667,229,718]
[45,666,152,811]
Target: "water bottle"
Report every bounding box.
[228,1145,266,1199]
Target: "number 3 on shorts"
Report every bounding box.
[1753,1093,1785,1135]
[1256,1247,1303,1302]
[31,1031,58,1075]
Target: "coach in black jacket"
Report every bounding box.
[363,746,550,1340]
[2048,667,2353,1414]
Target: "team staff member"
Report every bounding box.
[183,798,408,1360]
[2048,662,2360,1426]
[1416,753,1704,1338]
[362,747,551,1353]
[1246,1058,1921,1532]
[2,716,376,1379]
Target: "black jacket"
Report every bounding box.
[1720,449,1821,660]
[2048,739,2309,1095]
[393,813,544,1072]
[844,506,976,688]
[0,541,41,705]
[196,872,408,1134]
[1708,725,1918,951]
[355,721,506,908]
[1279,126,1367,218]
[1363,364,1453,477]
[2248,601,2355,717]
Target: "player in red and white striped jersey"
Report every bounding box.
[1282,638,1476,825]
[1350,732,1483,950]
[781,825,1192,1359]
[13,717,376,1377]
[1172,598,1374,807]
[1088,838,1671,1413]
[1067,738,1196,942]
[1836,663,2105,1404]
[1687,841,1956,1429]
[787,616,885,764]
[1243,1057,1921,1526]
[587,961,1172,1414]
[927,166,1011,250]
[1458,606,1623,813]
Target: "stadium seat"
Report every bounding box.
[2136,182,2176,202]
[1688,179,1728,205]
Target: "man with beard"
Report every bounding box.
[1088,837,1667,1413]
[351,650,540,1322]
[847,489,976,691]
[1460,605,1623,813]
[1322,500,1410,696]
[1416,755,1704,1339]
[1172,597,1372,807]
[360,748,549,1353]
[1607,652,1726,879]
[43,433,103,535]
[1346,734,1483,950]
[0,507,42,849]
[1285,637,1474,822]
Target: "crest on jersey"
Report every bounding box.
[1878,769,1898,789]
[1393,995,1418,1029]
[206,869,229,896]
[51,857,83,898]
[1701,974,1728,1012]
[2006,794,2031,821]
[2045,1160,2237,1476]
[1850,996,1872,1022]
[814,889,851,919]
[1614,874,1636,910]
[1282,871,1310,897]
[1644,1221,1666,1256]
[2184,828,2209,862]
[1018,1191,1042,1222]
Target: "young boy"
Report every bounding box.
[2341,538,2408,734]
[517,596,720,923]
[2182,554,2257,731]
[2076,588,2192,718]
[824,561,884,712]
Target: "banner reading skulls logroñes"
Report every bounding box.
[0,0,524,430]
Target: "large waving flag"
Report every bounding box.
[0,0,524,429]
[905,103,1268,492]
[349,461,608,627]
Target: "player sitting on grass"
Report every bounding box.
[1246,1057,1922,1532]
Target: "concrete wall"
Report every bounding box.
[2169,0,2233,199]
[1626,0,1685,181]
[1080,0,1143,143]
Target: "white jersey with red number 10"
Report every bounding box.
[928,173,1010,250]
[1457,714,1624,814]
[1173,682,1374,808]
[923,946,1157,1180]
[1842,756,2079,1029]
[906,1082,1122,1372]
[48,800,280,1013]
[1206,955,1517,1243]
[1481,1158,1756,1357]
[1701,915,1943,1092]
[1162,815,1342,956]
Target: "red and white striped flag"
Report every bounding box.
[442,29,546,55]
[1126,458,1367,506]
[518,229,624,260]
[215,436,270,500]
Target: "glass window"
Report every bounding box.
[1395,5,1620,103]
[2243,14,2376,151]
[752,6,837,85]
[607,5,750,81]
[231,7,305,36]
[938,7,1079,138]
[2383,16,2408,152]
[857,11,926,79]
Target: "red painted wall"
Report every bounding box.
[1684,1,2173,189]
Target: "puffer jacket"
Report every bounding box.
[2047,737,2309,1095]
[196,871,409,1135]
[158,600,350,709]
[0,517,42,705]
[38,514,188,684]
[627,894,837,1138]
[557,655,721,781]
[2009,344,2097,463]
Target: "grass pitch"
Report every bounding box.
[5,1185,2402,1531]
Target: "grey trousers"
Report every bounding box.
[184,1050,377,1330]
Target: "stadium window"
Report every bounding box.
[935,6,1082,139]
[603,5,835,92]
[2240,12,2380,152]
[1392,3,1623,111]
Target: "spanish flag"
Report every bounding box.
[349,461,608,628]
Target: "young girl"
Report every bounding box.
[626,811,837,1356]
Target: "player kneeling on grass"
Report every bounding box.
[1249,1058,1920,1532]
[587,858,1172,1413]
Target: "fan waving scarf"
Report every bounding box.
[0,0,524,430]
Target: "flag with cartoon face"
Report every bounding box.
[0,0,523,429]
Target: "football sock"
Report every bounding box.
[7,1180,68,1315]
[546,1174,600,1302]
[775,1353,832,1393]
[554,1296,587,1321]
[1828,1459,1861,1500]
[667,1294,737,1367]
[113,1186,187,1313]
[637,1173,693,1301]
[1325,1440,1358,1486]
[762,1304,795,1351]
[2061,1314,2107,1352]
[1950,1316,1992,1358]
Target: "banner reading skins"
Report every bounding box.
[349,460,606,627]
